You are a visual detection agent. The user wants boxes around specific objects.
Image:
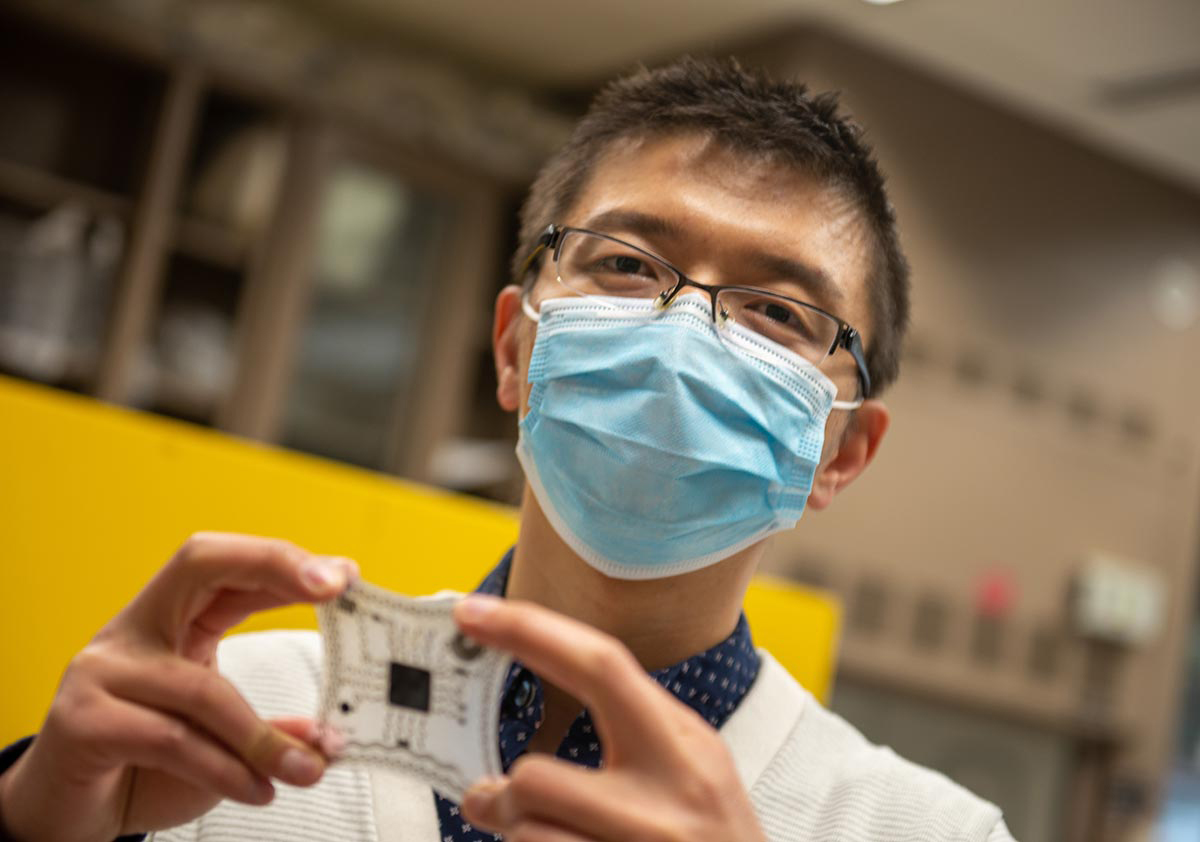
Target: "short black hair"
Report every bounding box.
[513,56,910,396]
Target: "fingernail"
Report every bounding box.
[252,778,276,804]
[301,559,342,593]
[463,776,505,813]
[456,594,500,623]
[279,747,324,783]
[296,719,319,744]
[336,557,361,582]
[317,725,345,759]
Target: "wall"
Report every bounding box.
[749,27,1200,841]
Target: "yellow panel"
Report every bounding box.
[743,576,841,707]
[0,375,839,745]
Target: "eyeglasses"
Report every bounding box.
[519,224,872,400]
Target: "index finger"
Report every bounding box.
[453,596,676,751]
[129,532,357,649]
[167,531,352,597]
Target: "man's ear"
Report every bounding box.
[493,285,525,412]
[807,400,890,510]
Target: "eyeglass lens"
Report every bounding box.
[545,229,840,365]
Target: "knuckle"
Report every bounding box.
[185,667,221,709]
[506,757,561,813]
[178,532,213,561]
[263,538,307,572]
[66,644,107,679]
[173,532,311,580]
[149,718,190,756]
[507,761,544,804]
[683,769,723,807]
[170,533,215,574]
[676,764,730,820]
[61,644,121,698]
[45,690,92,744]
[267,537,299,559]
[584,639,635,682]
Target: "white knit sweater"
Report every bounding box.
[155,631,1015,842]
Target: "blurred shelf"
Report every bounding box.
[0,156,251,270]
[0,157,130,219]
[173,216,251,269]
[837,647,1128,747]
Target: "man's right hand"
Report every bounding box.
[0,532,356,842]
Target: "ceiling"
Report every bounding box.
[311,0,1200,194]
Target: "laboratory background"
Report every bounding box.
[1,1,1198,841]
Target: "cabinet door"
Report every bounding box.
[277,158,455,471]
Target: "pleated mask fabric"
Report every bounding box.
[516,293,837,579]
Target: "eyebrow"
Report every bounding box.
[579,208,843,308]
[744,251,843,307]
[581,208,686,242]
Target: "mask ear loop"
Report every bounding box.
[521,292,541,323]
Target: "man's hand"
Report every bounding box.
[0,533,356,842]
[453,595,767,842]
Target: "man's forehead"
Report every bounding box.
[562,132,876,339]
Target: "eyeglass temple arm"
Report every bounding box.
[517,225,560,281]
[840,327,872,400]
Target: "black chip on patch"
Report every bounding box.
[388,661,432,711]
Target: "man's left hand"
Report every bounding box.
[452,595,767,842]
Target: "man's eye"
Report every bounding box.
[737,297,819,342]
[598,255,650,275]
[748,300,802,329]
[762,302,793,324]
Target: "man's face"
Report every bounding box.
[509,132,876,467]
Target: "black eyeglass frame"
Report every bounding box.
[519,223,872,400]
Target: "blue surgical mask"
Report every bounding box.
[516,293,842,580]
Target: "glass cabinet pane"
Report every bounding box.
[0,204,123,392]
[279,160,452,470]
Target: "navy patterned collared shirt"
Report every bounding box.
[434,549,761,841]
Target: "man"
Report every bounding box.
[0,58,1015,841]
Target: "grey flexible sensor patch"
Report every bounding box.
[317,580,513,801]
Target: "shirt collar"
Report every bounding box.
[474,549,512,598]
[476,548,760,770]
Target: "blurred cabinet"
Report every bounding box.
[0,6,506,482]
[277,159,454,471]
[0,12,159,393]
[131,88,279,426]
